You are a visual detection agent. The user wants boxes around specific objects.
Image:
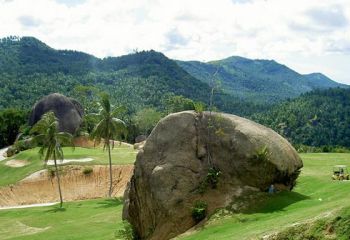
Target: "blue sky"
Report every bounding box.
[0,0,349,84]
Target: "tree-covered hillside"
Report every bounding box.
[177,56,346,103]
[0,36,263,116]
[252,88,350,147]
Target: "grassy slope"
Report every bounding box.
[180,153,350,239]
[0,198,123,240]
[1,153,350,239]
[0,146,137,186]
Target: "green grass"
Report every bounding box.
[180,153,350,239]
[0,146,137,186]
[0,198,124,240]
[1,153,350,240]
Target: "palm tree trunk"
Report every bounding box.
[54,152,63,208]
[108,142,113,198]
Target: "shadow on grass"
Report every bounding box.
[45,206,67,213]
[96,198,123,208]
[248,191,310,214]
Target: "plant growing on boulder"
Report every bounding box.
[206,167,221,189]
[115,220,139,240]
[30,111,73,208]
[191,200,208,223]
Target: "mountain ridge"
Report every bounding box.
[0,36,347,112]
[176,55,346,103]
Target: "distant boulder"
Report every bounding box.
[123,111,303,240]
[29,93,84,134]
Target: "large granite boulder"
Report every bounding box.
[29,93,84,134]
[123,111,303,240]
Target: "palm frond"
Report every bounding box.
[111,106,127,118]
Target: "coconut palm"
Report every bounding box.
[91,94,127,197]
[30,111,73,208]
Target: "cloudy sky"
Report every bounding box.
[0,0,349,84]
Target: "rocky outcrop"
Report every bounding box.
[29,93,84,134]
[123,111,303,240]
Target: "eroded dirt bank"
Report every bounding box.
[0,165,134,207]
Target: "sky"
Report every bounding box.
[0,0,349,84]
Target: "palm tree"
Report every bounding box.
[91,94,127,197]
[30,111,73,208]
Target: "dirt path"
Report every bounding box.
[0,164,134,207]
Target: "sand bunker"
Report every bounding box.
[0,165,134,207]
[46,158,94,165]
[5,160,29,168]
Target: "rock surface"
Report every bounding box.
[29,93,84,134]
[123,111,303,240]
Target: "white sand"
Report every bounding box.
[0,147,8,161]
[46,158,94,165]
[0,202,58,210]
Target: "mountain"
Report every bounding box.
[0,36,260,116]
[0,36,346,117]
[176,56,346,103]
[252,87,350,147]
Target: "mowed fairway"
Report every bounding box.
[1,153,350,240]
[0,198,124,240]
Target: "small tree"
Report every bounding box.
[91,94,127,197]
[30,111,73,208]
[132,108,162,135]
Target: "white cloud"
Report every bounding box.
[0,0,349,83]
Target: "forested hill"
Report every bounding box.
[0,36,345,117]
[0,36,269,116]
[252,88,350,147]
[177,57,346,103]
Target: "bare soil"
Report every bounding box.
[0,165,134,207]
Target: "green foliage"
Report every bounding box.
[251,146,270,163]
[163,94,196,113]
[205,167,222,189]
[253,88,350,148]
[194,101,205,113]
[192,201,208,223]
[82,167,93,175]
[197,167,222,194]
[132,108,162,135]
[0,36,270,118]
[30,111,74,207]
[0,108,28,148]
[115,221,139,240]
[177,57,344,104]
[90,94,127,197]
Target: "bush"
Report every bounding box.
[206,167,221,189]
[191,200,208,222]
[82,167,93,175]
[115,221,139,240]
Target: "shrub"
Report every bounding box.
[191,200,208,222]
[82,167,93,175]
[196,167,222,194]
[206,167,221,189]
[115,221,139,240]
